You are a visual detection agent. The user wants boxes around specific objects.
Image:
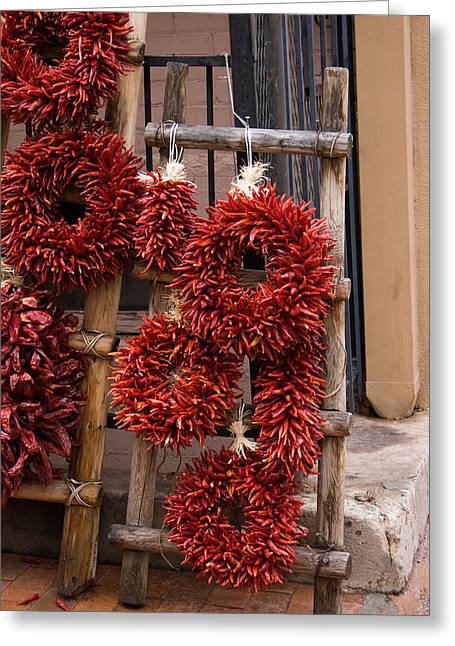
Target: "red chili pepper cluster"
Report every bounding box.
[172,182,336,361]
[1,128,142,293]
[164,447,307,590]
[135,171,199,272]
[110,314,242,450]
[253,339,327,478]
[1,11,131,133]
[1,280,88,506]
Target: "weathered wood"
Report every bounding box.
[68,330,117,357]
[106,408,352,439]
[1,115,10,167]
[13,480,102,507]
[158,62,189,166]
[314,67,349,616]
[146,122,352,158]
[118,61,189,608]
[126,39,146,65]
[109,525,351,581]
[119,436,158,606]
[223,408,352,438]
[57,13,147,598]
[133,264,351,301]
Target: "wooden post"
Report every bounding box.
[118,61,189,607]
[57,13,147,597]
[313,67,349,615]
[1,116,10,167]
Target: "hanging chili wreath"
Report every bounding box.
[252,337,327,478]
[1,128,142,293]
[135,164,198,273]
[110,312,242,450]
[164,447,307,590]
[1,11,131,133]
[172,167,337,361]
[1,273,88,506]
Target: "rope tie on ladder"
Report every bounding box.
[329,131,343,158]
[79,328,113,360]
[65,478,101,507]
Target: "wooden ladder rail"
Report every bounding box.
[111,66,352,614]
[1,14,147,596]
[313,67,349,616]
[56,13,148,597]
[118,61,189,607]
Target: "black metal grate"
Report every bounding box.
[248,14,365,411]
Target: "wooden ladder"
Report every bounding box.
[2,13,148,599]
[108,62,353,615]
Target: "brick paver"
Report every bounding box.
[0,527,429,615]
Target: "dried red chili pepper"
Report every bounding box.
[55,596,71,611]
[111,313,242,450]
[1,128,142,293]
[135,168,199,272]
[1,11,131,133]
[17,593,40,605]
[252,337,327,478]
[1,277,88,506]
[164,447,307,591]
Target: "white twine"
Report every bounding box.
[228,401,258,459]
[224,52,253,170]
[162,122,186,180]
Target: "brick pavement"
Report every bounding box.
[1,527,428,615]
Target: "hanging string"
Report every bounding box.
[224,52,253,168]
[223,52,270,193]
[168,121,181,164]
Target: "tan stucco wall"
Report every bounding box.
[410,16,430,410]
[355,16,428,418]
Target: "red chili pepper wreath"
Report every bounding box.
[164,447,307,590]
[171,181,337,361]
[1,278,88,506]
[1,128,142,293]
[1,11,131,133]
[110,313,242,450]
[252,337,327,478]
[135,169,198,272]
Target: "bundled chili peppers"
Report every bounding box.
[1,11,131,133]
[164,447,307,591]
[252,338,327,478]
[111,313,242,450]
[1,127,142,293]
[135,167,199,272]
[171,180,337,361]
[1,278,88,506]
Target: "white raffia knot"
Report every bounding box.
[165,291,183,321]
[231,161,270,196]
[1,262,24,288]
[162,160,187,181]
[229,420,258,459]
